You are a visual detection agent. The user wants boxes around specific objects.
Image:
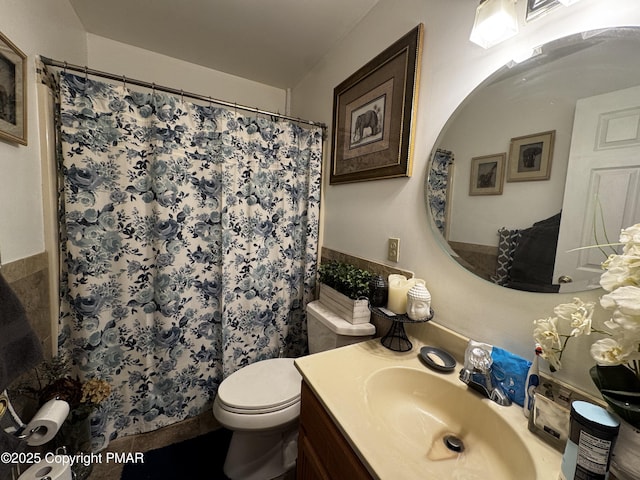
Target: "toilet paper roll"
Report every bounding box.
[23,399,70,446]
[18,457,72,480]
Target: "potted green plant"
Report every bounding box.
[317,261,373,324]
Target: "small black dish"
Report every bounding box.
[419,346,457,372]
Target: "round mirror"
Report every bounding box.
[426,27,640,293]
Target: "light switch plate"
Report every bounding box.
[388,238,400,262]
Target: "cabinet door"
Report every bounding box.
[297,431,331,480]
[297,381,373,480]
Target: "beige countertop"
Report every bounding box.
[295,321,562,479]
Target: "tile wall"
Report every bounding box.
[2,252,52,361]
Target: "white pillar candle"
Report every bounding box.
[387,276,425,314]
[387,274,407,314]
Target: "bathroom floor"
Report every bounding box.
[89,411,220,479]
[88,411,296,480]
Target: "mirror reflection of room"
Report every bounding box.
[427,28,640,294]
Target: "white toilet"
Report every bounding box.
[213,300,375,480]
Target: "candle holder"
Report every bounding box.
[369,305,434,352]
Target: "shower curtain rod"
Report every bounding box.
[39,56,327,131]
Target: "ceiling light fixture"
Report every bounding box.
[469,0,519,49]
[557,0,582,5]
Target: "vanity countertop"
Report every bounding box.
[294,321,562,480]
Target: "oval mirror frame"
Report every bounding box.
[425,27,640,293]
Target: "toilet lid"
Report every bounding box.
[217,358,302,413]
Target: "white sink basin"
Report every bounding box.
[295,329,561,479]
[365,366,535,479]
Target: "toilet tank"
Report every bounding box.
[306,300,375,353]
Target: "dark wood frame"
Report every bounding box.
[329,24,423,184]
[0,30,27,145]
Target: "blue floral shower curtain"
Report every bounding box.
[56,73,322,449]
[427,149,454,236]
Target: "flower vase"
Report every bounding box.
[590,365,640,425]
[55,411,94,479]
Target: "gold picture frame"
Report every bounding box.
[0,31,26,145]
[329,24,423,184]
[469,153,505,196]
[507,130,555,182]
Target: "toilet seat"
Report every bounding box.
[217,358,302,414]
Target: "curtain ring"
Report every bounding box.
[208,96,212,108]
[152,82,156,95]
[84,66,88,82]
[180,89,184,103]
[122,75,127,89]
[63,61,68,75]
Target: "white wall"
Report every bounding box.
[86,35,286,114]
[292,0,640,395]
[0,0,86,263]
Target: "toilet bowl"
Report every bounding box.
[213,300,375,480]
[213,358,302,480]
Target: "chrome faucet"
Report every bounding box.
[459,346,512,406]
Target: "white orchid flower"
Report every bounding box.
[533,223,640,375]
[603,309,640,334]
[600,254,640,291]
[533,317,560,347]
[553,298,594,337]
[533,317,562,369]
[600,285,640,316]
[590,337,638,366]
[619,223,640,254]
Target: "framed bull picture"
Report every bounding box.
[0,30,27,145]
[507,130,555,182]
[329,24,423,184]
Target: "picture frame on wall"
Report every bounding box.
[0,30,27,145]
[469,153,505,196]
[526,0,561,22]
[507,130,555,182]
[329,24,423,184]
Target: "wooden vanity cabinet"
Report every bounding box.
[297,381,373,480]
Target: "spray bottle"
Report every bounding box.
[523,344,541,418]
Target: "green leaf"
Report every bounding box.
[317,261,373,299]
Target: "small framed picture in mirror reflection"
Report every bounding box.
[507,130,555,182]
[526,0,561,22]
[0,30,27,145]
[469,153,505,196]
